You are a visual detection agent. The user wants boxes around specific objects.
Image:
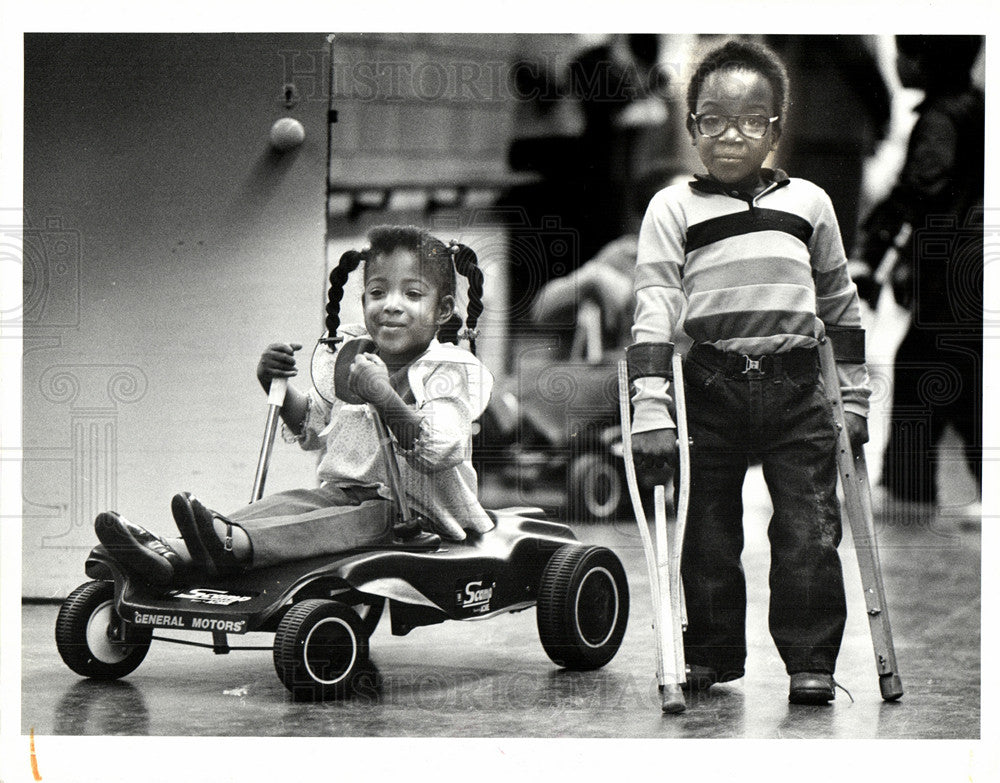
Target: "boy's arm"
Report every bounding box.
[810,189,872,419]
[631,287,685,432]
[631,190,687,434]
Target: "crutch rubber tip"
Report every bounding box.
[659,684,686,713]
[879,674,903,701]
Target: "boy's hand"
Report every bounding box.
[845,412,869,453]
[349,353,394,406]
[257,343,302,392]
[631,428,678,478]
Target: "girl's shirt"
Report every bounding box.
[288,325,494,539]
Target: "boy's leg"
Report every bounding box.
[681,444,751,681]
[761,382,846,675]
[682,365,753,681]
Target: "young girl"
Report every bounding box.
[95,225,495,586]
[629,40,871,704]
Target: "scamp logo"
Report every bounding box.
[456,576,495,614]
[172,588,255,606]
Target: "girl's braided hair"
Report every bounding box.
[322,225,485,354]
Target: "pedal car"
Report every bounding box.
[56,326,630,700]
[55,507,629,700]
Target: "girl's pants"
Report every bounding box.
[227,484,393,568]
[678,346,847,679]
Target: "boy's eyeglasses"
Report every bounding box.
[690,113,779,139]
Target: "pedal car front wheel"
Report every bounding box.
[273,599,370,701]
[537,544,629,670]
[55,580,152,679]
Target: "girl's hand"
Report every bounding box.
[257,342,302,392]
[349,352,393,405]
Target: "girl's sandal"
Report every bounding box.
[171,492,218,577]
[189,496,247,575]
[95,511,179,587]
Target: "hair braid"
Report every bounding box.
[322,249,365,346]
[451,243,484,355]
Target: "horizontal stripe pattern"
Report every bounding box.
[813,264,851,291]
[634,177,864,356]
[634,259,682,291]
[631,175,870,423]
[685,242,813,292]
[691,283,817,317]
[686,208,814,253]
[685,309,818,344]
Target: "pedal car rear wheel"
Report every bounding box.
[273,599,370,701]
[537,544,629,669]
[55,580,152,679]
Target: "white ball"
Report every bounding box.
[269,117,305,151]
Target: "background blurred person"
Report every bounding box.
[852,35,984,510]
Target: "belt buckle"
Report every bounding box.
[742,355,763,375]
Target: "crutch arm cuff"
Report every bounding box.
[825,326,866,363]
[626,342,675,382]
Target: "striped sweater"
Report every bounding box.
[631,170,870,433]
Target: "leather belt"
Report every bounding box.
[689,344,818,379]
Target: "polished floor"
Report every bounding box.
[21,468,981,741]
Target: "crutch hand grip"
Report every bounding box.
[267,376,288,408]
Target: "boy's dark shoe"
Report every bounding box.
[94,511,179,586]
[789,672,835,704]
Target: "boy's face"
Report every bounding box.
[362,248,454,367]
[692,67,780,186]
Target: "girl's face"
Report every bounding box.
[692,67,780,186]
[362,248,455,367]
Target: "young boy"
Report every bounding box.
[629,40,871,704]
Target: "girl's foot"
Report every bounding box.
[171,492,217,575]
[94,511,181,586]
[187,494,251,574]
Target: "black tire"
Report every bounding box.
[55,581,152,679]
[537,544,629,670]
[273,599,369,701]
[567,453,624,522]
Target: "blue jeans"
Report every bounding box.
[228,485,393,568]
[680,347,846,678]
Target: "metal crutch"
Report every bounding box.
[619,343,687,713]
[817,330,904,701]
